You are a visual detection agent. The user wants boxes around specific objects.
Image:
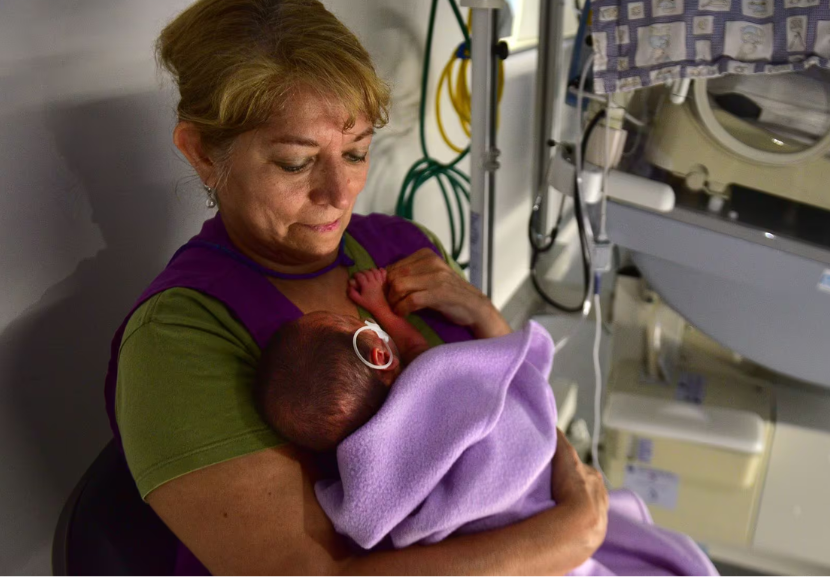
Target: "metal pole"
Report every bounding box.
[486,13,499,299]
[461,0,504,296]
[532,0,567,242]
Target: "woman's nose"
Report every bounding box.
[310,160,354,209]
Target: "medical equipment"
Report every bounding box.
[547,150,674,211]
[645,74,830,212]
[353,320,394,370]
[396,0,509,295]
[396,0,472,272]
[436,12,505,154]
[602,361,774,548]
[462,0,504,295]
[532,0,830,572]
[602,361,773,545]
[604,275,830,574]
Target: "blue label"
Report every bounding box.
[819,270,830,294]
[623,465,679,510]
[638,438,654,464]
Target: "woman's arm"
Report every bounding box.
[148,435,607,575]
[385,248,512,340]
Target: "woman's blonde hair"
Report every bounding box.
[157,0,390,164]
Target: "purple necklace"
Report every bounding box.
[182,237,355,280]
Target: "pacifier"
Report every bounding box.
[353,320,394,370]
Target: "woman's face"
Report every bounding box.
[217,88,374,267]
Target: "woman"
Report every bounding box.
[106,0,608,573]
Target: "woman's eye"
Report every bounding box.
[276,161,310,174]
[346,153,368,164]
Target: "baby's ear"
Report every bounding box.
[370,345,399,386]
[370,346,390,368]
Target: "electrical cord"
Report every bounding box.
[592,286,607,479]
[599,93,612,241]
[529,108,607,314]
[528,193,583,312]
[531,52,611,472]
[567,86,646,127]
[396,0,506,267]
[396,0,471,266]
[435,10,505,154]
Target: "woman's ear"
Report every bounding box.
[173,121,215,185]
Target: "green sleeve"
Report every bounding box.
[116,288,284,499]
[412,222,466,278]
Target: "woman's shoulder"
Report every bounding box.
[122,287,257,354]
[117,287,280,499]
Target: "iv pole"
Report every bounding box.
[531,0,568,244]
[461,0,504,296]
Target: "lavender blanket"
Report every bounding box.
[316,322,717,576]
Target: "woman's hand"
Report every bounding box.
[550,429,609,559]
[384,248,511,339]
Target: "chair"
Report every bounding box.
[52,439,179,575]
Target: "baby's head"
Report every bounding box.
[255,312,401,452]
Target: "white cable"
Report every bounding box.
[591,292,607,480]
[531,153,559,250]
[567,86,647,128]
[575,55,593,187]
[575,55,596,315]
[598,94,612,241]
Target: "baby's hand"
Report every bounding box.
[349,269,390,314]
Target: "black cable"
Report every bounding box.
[529,109,607,313]
[528,193,566,253]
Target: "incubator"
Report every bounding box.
[644,73,830,212]
[597,274,830,574]
[526,0,830,572]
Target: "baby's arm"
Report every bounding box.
[349,269,430,365]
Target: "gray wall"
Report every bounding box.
[0,1,540,573]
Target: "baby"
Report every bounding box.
[254,268,434,452]
[254,271,718,577]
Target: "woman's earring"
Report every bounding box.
[204,184,217,209]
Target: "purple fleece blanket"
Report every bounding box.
[316,322,717,576]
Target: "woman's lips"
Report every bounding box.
[303,219,340,233]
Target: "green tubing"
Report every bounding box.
[395,0,471,268]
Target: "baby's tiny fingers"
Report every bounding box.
[348,286,364,303]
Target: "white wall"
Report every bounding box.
[0,1,539,573]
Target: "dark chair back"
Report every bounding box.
[52,440,179,575]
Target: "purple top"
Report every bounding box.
[103,212,474,575]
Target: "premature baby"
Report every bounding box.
[254,268,434,451]
[254,270,718,577]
